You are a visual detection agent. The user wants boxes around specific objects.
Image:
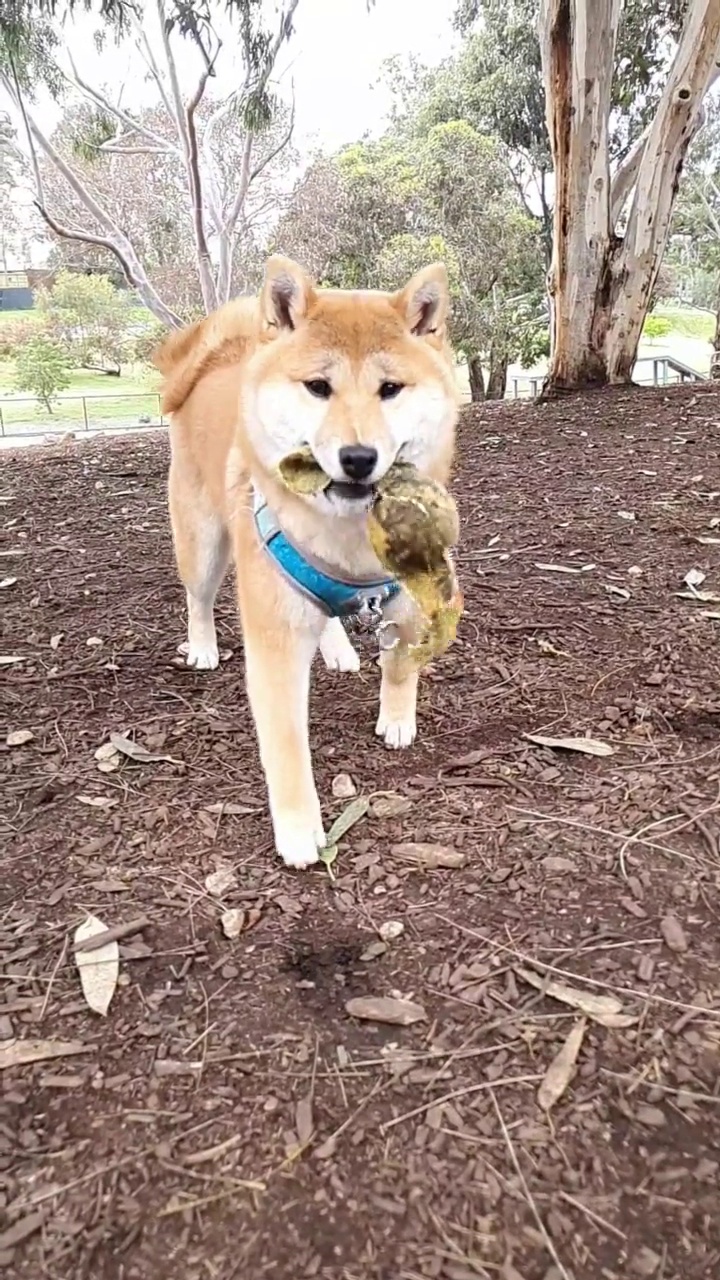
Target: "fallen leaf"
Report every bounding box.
[516,967,633,1027]
[370,792,412,819]
[50,632,63,650]
[325,796,369,845]
[295,1095,314,1146]
[0,655,25,666]
[534,562,595,575]
[0,1039,93,1070]
[523,733,615,757]
[660,914,688,953]
[332,772,357,799]
[537,637,571,658]
[683,567,706,590]
[345,996,426,1026]
[6,729,34,747]
[109,733,180,765]
[86,636,103,647]
[537,1019,586,1111]
[77,794,118,810]
[617,510,636,521]
[379,920,404,942]
[74,916,120,1016]
[391,842,466,869]
[205,866,238,896]
[0,577,17,589]
[696,535,720,545]
[318,844,338,879]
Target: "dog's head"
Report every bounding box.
[244,256,459,513]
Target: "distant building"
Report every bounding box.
[0,269,33,311]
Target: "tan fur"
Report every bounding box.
[158,255,459,869]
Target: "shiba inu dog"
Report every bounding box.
[154,255,459,870]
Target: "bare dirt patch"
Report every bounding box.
[2,384,720,1280]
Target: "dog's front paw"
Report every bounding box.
[177,639,220,671]
[273,815,326,870]
[319,621,360,673]
[375,712,417,750]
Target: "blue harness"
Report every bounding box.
[254,498,400,620]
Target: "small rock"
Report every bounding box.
[636,1104,666,1128]
[0,1016,14,1040]
[379,920,404,942]
[361,940,388,962]
[332,773,357,799]
[6,729,34,747]
[221,909,246,939]
[205,866,238,897]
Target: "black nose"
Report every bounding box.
[338,445,378,482]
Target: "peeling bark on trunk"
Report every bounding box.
[486,347,508,400]
[539,0,720,396]
[467,355,486,402]
[604,0,720,382]
[539,0,621,394]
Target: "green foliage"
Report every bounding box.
[642,314,673,341]
[14,333,70,411]
[0,316,38,357]
[37,270,131,372]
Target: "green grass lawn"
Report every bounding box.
[0,361,161,433]
[653,305,715,342]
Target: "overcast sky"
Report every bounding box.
[27,0,458,151]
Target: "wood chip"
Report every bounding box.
[345,996,426,1026]
[660,914,688,953]
[73,916,149,954]
[537,1019,586,1111]
[523,733,615,757]
[294,1095,314,1146]
[391,842,466,869]
[0,1212,45,1251]
[0,1039,94,1070]
[516,967,634,1027]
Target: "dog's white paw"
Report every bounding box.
[274,815,326,870]
[319,623,360,673]
[177,639,220,671]
[376,712,417,750]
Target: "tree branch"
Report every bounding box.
[64,55,179,156]
[1,72,182,329]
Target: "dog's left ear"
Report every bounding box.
[392,263,449,338]
[262,255,316,332]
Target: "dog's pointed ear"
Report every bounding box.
[262,255,315,332]
[392,263,449,338]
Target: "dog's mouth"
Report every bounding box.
[326,480,376,502]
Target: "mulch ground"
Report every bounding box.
[3,383,720,1280]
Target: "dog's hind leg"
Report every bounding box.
[169,462,230,671]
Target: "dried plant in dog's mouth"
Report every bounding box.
[277,450,463,669]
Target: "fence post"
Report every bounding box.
[82,397,89,431]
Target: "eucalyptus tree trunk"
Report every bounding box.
[539,0,720,394]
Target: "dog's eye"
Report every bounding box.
[379,382,404,401]
[304,379,332,400]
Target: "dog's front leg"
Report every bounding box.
[376,591,422,750]
[240,580,327,870]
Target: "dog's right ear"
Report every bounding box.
[262,256,315,332]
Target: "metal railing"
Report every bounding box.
[507,354,707,400]
[0,391,166,438]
